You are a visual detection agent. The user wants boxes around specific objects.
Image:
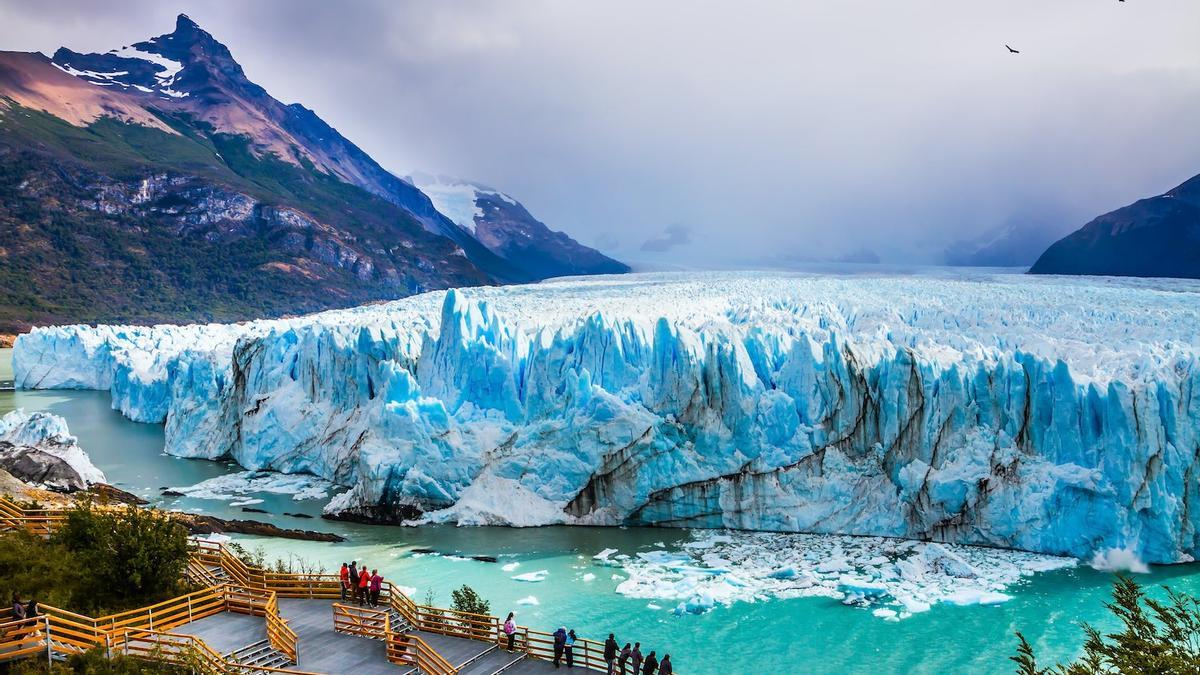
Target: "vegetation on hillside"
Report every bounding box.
[0,105,482,332]
[6,648,193,674]
[0,503,192,615]
[1013,576,1200,674]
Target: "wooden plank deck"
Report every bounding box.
[173,598,568,674]
[173,610,266,654]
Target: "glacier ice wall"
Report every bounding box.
[13,272,1200,562]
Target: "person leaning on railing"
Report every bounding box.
[502,612,517,652]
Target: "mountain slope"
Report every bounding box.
[0,50,488,332]
[1029,173,1200,278]
[49,15,566,282]
[0,15,626,331]
[410,173,628,278]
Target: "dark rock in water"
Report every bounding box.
[175,513,344,542]
[410,548,437,555]
[161,489,185,497]
[0,443,88,492]
[241,507,269,514]
[323,502,422,526]
[471,555,498,563]
[86,483,148,505]
[284,512,313,519]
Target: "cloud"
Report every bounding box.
[640,224,692,253]
[2,1,1199,266]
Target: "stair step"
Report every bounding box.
[457,644,499,670]
[490,654,528,675]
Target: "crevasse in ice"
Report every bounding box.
[13,272,1200,562]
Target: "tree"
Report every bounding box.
[54,503,192,613]
[1014,576,1200,674]
[451,585,491,617]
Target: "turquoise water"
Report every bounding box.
[3,348,1199,673]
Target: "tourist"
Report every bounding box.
[24,598,38,620]
[503,612,517,652]
[339,562,349,601]
[348,561,359,603]
[565,629,577,668]
[369,569,383,607]
[552,626,567,667]
[618,643,632,675]
[630,643,643,674]
[658,654,672,675]
[10,595,25,621]
[641,650,658,675]
[604,633,619,674]
[357,564,371,605]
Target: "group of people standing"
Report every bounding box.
[338,561,383,607]
[604,634,672,675]
[540,625,671,674]
[8,595,38,622]
[501,611,674,673]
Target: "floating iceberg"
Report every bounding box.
[610,529,1073,620]
[13,271,1200,562]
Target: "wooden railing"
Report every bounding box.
[265,593,299,663]
[0,616,50,662]
[0,497,67,537]
[331,603,388,640]
[1,504,665,674]
[387,631,459,675]
[116,627,319,674]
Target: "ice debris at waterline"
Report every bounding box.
[13,271,1200,562]
[168,470,334,502]
[607,531,1075,620]
[0,410,105,491]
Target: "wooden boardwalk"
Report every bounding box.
[175,597,564,674]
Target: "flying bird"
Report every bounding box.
[1006,44,1020,54]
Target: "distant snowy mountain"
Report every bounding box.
[945,221,1069,268]
[1030,173,1200,279]
[410,173,629,279]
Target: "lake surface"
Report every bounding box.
[3,346,1198,673]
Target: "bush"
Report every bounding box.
[1014,576,1200,674]
[451,585,491,617]
[6,647,191,673]
[0,504,193,616]
[53,504,192,613]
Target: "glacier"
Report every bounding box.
[12,271,1200,563]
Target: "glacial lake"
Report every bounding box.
[3,346,1199,673]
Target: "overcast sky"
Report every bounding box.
[3,0,1199,267]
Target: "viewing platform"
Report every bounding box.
[0,499,652,674]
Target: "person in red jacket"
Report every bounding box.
[357,563,371,606]
[339,562,350,601]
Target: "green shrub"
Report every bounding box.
[53,504,192,613]
[1014,576,1200,674]
[5,647,191,673]
[450,585,491,617]
[0,504,192,616]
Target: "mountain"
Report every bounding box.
[409,173,628,279]
[1029,173,1200,278]
[944,221,1069,268]
[0,15,622,332]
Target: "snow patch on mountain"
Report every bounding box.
[408,173,516,234]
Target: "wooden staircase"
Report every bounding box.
[225,638,293,671]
